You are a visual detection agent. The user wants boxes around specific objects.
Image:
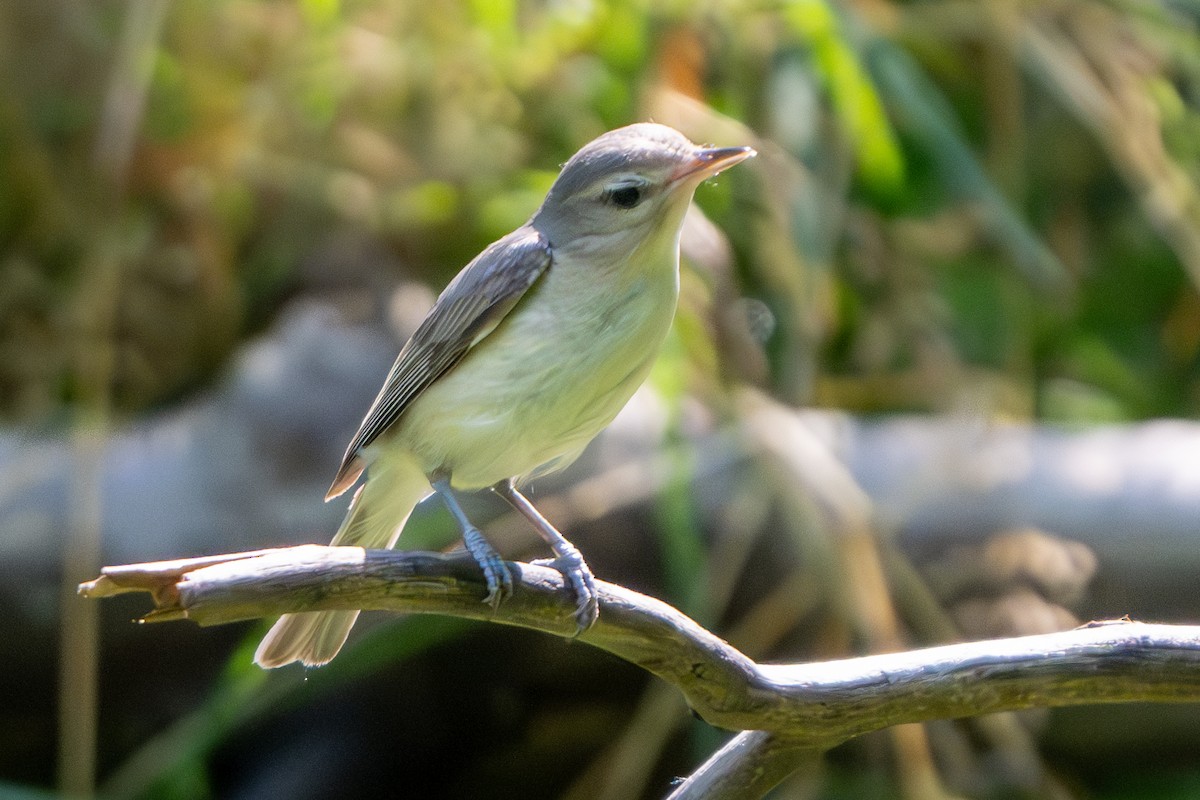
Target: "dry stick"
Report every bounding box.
[83,545,1200,748]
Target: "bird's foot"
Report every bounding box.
[463,526,514,610]
[531,544,599,634]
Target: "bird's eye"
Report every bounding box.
[606,184,642,209]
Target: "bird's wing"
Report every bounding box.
[326,226,554,499]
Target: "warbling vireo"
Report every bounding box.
[256,123,754,668]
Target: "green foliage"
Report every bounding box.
[784,0,906,199]
[6,0,1200,424]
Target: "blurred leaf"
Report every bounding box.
[784,0,906,199]
[301,0,340,29]
[935,257,1031,369]
[862,37,1071,293]
[385,180,460,229]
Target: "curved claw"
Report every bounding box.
[463,526,513,610]
[531,545,599,634]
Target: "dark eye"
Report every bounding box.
[607,185,642,208]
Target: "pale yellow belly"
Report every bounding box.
[391,255,678,489]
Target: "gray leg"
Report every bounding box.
[492,479,599,632]
[431,476,513,610]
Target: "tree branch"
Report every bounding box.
[665,731,823,800]
[82,545,1200,750]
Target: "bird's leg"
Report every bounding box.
[492,479,599,633]
[431,476,513,610]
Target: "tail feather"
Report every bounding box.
[255,455,429,669]
[255,609,363,668]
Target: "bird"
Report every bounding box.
[255,122,755,668]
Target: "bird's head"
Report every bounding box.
[531,123,754,256]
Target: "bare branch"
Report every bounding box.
[81,545,1200,752]
[665,732,822,800]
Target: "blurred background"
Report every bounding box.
[4,0,1200,798]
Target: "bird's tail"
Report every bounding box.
[254,456,429,668]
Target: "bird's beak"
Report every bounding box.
[671,145,756,183]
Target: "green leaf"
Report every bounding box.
[784,0,906,198]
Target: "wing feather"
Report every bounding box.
[326,226,553,499]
